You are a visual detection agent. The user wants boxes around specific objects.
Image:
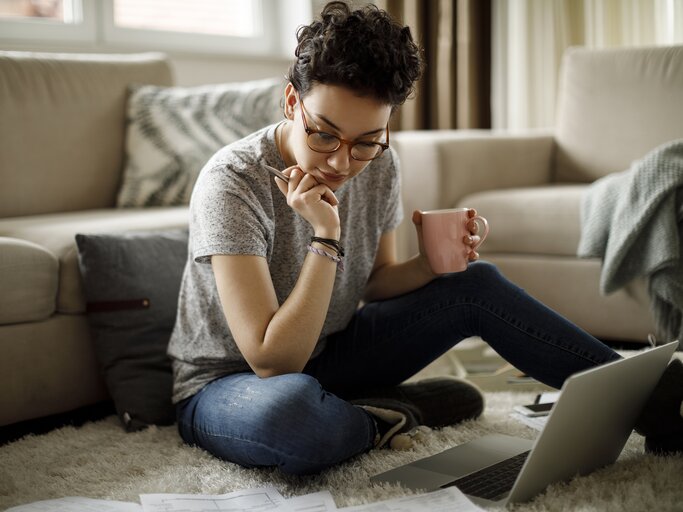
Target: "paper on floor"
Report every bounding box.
[509,411,549,431]
[6,485,482,512]
[140,486,291,511]
[4,496,142,511]
[338,487,485,511]
[286,490,337,511]
[509,390,560,431]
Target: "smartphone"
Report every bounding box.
[513,402,554,417]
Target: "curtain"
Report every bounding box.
[377,0,492,130]
[493,0,683,131]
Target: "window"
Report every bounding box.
[112,0,257,38]
[0,0,310,56]
[102,0,277,55]
[0,0,76,23]
[0,0,95,41]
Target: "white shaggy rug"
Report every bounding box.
[1,390,682,512]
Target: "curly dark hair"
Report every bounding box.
[287,1,423,108]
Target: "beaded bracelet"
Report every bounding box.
[310,236,345,257]
[307,244,345,272]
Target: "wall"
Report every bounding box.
[165,53,290,86]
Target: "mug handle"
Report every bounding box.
[467,216,490,250]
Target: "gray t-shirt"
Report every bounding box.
[167,123,403,403]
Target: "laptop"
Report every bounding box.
[371,341,679,506]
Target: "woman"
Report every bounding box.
[168,2,682,474]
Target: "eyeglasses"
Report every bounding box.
[299,97,389,161]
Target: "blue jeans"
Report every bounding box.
[176,261,620,474]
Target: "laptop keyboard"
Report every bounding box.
[441,450,531,501]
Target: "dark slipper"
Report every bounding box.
[645,432,683,455]
[352,376,484,429]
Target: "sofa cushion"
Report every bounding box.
[116,78,284,208]
[0,51,173,218]
[555,45,683,182]
[0,207,189,315]
[457,184,586,257]
[0,238,58,325]
[75,229,188,431]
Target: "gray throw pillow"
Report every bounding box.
[116,78,284,208]
[75,229,188,432]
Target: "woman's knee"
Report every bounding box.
[466,260,503,281]
[195,373,327,434]
[254,373,366,442]
[434,260,505,291]
[191,373,373,474]
[254,373,328,429]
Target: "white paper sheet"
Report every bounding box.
[510,390,560,431]
[285,490,337,511]
[509,411,549,431]
[140,486,289,512]
[537,391,560,404]
[5,496,142,512]
[338,487,485,512]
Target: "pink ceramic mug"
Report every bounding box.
[421,208,490,273]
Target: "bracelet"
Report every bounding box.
[310,236,345,257]
[307,244,344,272]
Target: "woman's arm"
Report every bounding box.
[212,245,337,378]
[364,210,481,302]
[212,167,341,378]
[363,229,435,302]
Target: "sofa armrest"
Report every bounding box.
[392,129,555,261]
[0,237,58,324]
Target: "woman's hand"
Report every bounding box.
[464,208,482,261]
[275,166,340,237]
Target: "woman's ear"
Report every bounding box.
[285,82,298,121]
[283,83,297,120]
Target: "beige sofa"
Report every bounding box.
[394,44,683,344]
[1,46,681,429]
[0,52,188,427]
